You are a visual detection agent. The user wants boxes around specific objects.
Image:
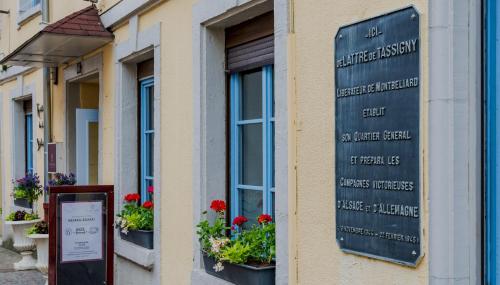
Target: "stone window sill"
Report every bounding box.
[17,4,41,27]
[191,269,233,285]
[115,237,154,269]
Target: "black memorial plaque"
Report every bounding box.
[335,7,420,266]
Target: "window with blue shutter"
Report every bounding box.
[230,65,274,228]
[140,77,154,204]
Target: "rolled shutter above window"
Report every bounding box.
[23,99,32,114]
[227,35,274,73]
[226,12,274,73]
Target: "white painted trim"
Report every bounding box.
[115,239,155,269]
[63,53,104,185]
[9,79,38,211]
[114,21,161,285]
[428,0,481,284]
[0,66,36,85]
[100,0,161,30]
[192,1,291,284]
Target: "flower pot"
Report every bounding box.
[120,230,153,249]
[202,254,275,285]
[5,219,42,270]
[14,198,32,209]
[28,234,49,285]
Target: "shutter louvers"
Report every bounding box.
[227,35,274,73]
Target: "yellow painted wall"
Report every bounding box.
[293,1,428,284]
[79,83,99,109]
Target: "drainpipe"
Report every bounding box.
[42,0,50,209]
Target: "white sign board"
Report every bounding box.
[61,201,103,263]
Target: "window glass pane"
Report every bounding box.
[238,189,263,229]
[239,124,262,185]
[240,70,262,120]
[146,133,154,177]
[272,122,275,188]
[148,86,154,130]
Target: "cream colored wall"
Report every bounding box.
[293,1,428,285]
[48,0,88,23]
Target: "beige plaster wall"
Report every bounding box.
[293,1,429,284]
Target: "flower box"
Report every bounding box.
[120,230,153,249]
[202,254,275,285]
[14,198,32,208]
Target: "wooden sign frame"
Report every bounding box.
[48,185,114,285]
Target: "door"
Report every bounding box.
[76,109,98,185]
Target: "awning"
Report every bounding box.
[0,5,113,67]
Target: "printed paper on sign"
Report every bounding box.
[61,201,103,263]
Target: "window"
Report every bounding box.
[139,77,154,204]
[19,0,40,14]
[24,100,33,173]
[230,65,274,228]
[18,0,41,25]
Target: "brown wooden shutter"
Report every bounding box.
[226,12,274,73]
[23,99,32,114]
[137,58,154,79]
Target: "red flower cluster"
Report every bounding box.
[143,201,154,209]
[258,214,273,224]
[148,186,154,194]
[232,216,248,226]
[124,193,140,202]
[210,200,226,212]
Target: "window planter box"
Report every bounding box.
[14,198,32,209]
[120,230,153,249]
[202,254,275,285]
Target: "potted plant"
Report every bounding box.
[45,172,76,219]
[115,187,154,249]
[197,200,276,285]
[12,172,43,209]
[27,221,48,285]
[5,210,42,270]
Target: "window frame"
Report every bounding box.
[25,112,33,173]
[139,77,154,204]
[17,0,41,26]
[230,65,274,223]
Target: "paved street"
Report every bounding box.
[0,246,44,285]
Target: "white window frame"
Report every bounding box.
[17,0,42,26]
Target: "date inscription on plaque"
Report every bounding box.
[335,7,420,266]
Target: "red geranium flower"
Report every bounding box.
[232,216,248,226]
[143,201,154,209]
[124,193,140,202]
[148,186,154,194]
[210,200,226,212]
[257,214,273,224]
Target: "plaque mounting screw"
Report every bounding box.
[411,250,416,255]
[338,34,343,39]
[340,237,344,241]
[411,13,416,20]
